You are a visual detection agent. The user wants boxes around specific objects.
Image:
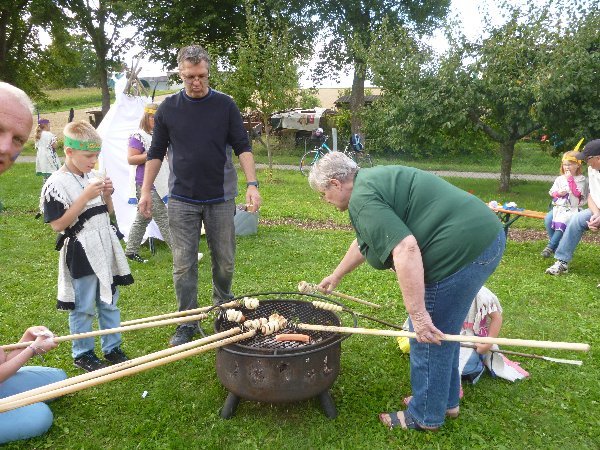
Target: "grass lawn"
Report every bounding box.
[0,164,598,449]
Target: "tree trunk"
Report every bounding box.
[499,140,517,192]
[99,67,110,116]
[0,10,9,79]
[349,61,366,135]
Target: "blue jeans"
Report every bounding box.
[407,230,505,427]
[544,211,563,250]
[554,209,592,262]
[70,274,122,358]
[168,198,236,315]
[0,366,67,444]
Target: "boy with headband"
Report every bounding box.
[40,121,134,372]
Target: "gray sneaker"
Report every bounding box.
[540,246,554,258]
[545,260,568,275]
[169,325,198,347]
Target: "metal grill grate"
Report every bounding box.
[215,299,341,354]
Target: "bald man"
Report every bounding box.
[0,82,34,175]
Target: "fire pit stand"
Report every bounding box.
[210,293,356,419]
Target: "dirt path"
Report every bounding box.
[259,218,600,243]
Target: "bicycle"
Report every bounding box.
[299,135,333,176]
[342,138,373,168]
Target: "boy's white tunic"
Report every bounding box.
[40,170,132,307]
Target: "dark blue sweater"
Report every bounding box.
[147,89,251,204]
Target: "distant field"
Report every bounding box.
[24,88,177,144]
[36,87,177,113]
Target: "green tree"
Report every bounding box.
[535,6,600,142]
[39,33,98,88]
[222,0,300,176]
[131,0,317,71]
[57,0,135,115]
[297,89,321,109]
[315,0,450,135]
[446,4,555,191]
[0,0,63,98]
[368,1,599,191]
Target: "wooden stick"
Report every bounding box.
[0,330,256,413]
[298,281,381,308]
[121,300,239,326]
[1,313,208,351]
[0,328,241,405]
[460,344,583,366]
[297,324,590,352]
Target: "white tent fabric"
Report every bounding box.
[97,74,169,243]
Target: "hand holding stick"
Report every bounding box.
[1,313,208,351]
[298,281,380,309]
[0,329,255,414]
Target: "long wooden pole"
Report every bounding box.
[0,328,241,405]
[460,343,583,366]
[121,300,239,326]
[0,330,256,413]
[1,313,208,351]
[297,324,590,352]
[298,281,380,309]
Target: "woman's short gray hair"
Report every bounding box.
[177,45,211,69]
[308,151,359,191]
[0,82,34,114]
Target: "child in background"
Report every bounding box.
[459,286,528,383]
[40,121,134,372]
[541,151,588,258]
[400,286,528,412]
[34,118,60,181]
[124,103,172,263]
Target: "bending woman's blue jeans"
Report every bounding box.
[0,366,67,444]
[407,230,505,428]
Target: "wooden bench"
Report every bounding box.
[86,109,104,128]
[490,207,547,236]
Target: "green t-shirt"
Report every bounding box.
[348,166,502,283]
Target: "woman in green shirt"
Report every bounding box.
[308,152,505,431]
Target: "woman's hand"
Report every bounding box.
[21,326,52,342]
[410,311,445,345]
[32,334,58,354]
[318,274,342,294]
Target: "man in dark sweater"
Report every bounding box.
[139,45,262,346]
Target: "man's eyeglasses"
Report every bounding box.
[181,74,208,83]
